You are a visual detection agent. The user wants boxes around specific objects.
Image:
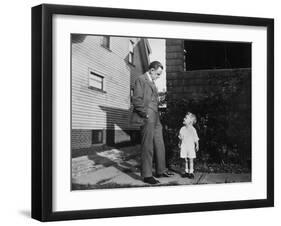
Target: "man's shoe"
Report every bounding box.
[166,171,174,176]
[143,177,160,184]
[155,172,170,178]
[155,171,174,178]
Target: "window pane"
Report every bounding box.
[89,79,102,89]
[90,73,102,82]
[129,41,134,52]
[129,53,133,63]
[92,130,103,144]
[129,40,134,64]
[102,36,110,48]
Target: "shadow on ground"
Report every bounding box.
[71,145,252,190]
[72,145,143,188]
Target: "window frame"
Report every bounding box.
[91,130,104,145]
[128,40,135,65]
[101,36,111,50]
[88,70,105,92]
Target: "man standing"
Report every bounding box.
[131,61,173,184]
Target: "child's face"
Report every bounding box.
[183,115,192,126]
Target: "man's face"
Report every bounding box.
[149,67,163,81]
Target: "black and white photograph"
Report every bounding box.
[71,34,252,190]
[30,3,274,222]
[0,0,278,224]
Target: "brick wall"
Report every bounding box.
[166,39,184,100]
[72,129,92,149]
[167,68,251,101]
[166,39,184,72]
[72,129,140,150]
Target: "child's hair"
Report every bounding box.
[186,112,197,125]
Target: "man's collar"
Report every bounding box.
[146,72,153,82]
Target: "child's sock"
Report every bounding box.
[185,159,189,173]
[189,159,194,174]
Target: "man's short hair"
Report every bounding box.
[148,61,163,70]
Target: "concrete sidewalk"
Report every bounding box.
[72,145,251,190]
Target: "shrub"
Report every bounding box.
[161,71,251,166]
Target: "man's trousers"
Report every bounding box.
[140,110,166,177]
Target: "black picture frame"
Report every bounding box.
[31,3,274,222]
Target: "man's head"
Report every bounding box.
[148,61,163,81]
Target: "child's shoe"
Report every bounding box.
[188,173,195,179]
[182,172,190,178]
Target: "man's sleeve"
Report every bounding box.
[132,78,147,118]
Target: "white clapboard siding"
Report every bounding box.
[72,35,145,130]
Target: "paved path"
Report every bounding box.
[72,145,251,190]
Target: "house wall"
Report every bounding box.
[71,35,144,149]
[130,39,150,87]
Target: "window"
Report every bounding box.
[130,88,134,104]
[102,36,110,49]
[129,40,134,65]
[89,71,104,91]
[92,130,103,144]
[183,49,188,71]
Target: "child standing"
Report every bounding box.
[178,112,199,179]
